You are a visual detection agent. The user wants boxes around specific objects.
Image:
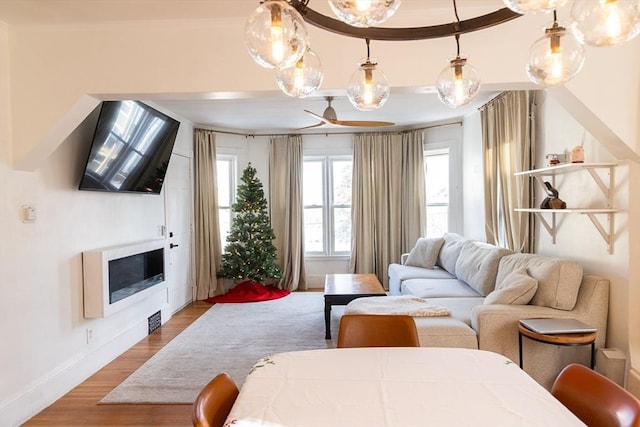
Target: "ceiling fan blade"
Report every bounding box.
[333,120,395,127]
[294,121,325,131]
[304,110,331,125]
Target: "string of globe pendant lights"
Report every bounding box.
[244,1,640,111]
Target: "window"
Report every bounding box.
[216,155,236,248]
[424,149,449,237]
[303,156,352,256]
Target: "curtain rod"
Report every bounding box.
[195,121,462,138]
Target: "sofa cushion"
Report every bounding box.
[405,237,444,269]
[388,264,455,281]
[484,267,538,305]
[496,254,583,310]
[402,278,483,298]
[437,232,466,275]
[454,241,513,296]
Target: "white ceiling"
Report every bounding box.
[0,0,509,133]
[149,89,499,134]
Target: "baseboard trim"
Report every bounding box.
[0,308,169,427]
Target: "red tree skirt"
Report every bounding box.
[204,280,290,303]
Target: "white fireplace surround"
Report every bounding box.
[83,239,167,318]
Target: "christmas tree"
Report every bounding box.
[217,163,282,283]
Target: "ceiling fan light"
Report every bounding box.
[244,0,309,69]
[347,59,390,111]
[570,0,640,47]
[275,48,324,98]
[435,57,481,108]
[526,22,585,86]
[328,0,401,27]
[502,0,568,14]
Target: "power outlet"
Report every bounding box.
[86,328,94,344]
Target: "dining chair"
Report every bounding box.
[336,314,420,348]
[551,363,640,427]
[192,372,239,427]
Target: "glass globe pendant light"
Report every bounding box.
[244,0,309,69]
[571,0,640,47]
[526,11,585,86]
[347,39,390,111]
[435,35,481,108]
[275,48,324,98]
[502,0,568,14]
[328,0,401,27]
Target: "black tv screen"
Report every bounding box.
[79,101,180,194]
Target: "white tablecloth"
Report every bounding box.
[225,347,584,427]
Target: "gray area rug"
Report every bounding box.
[100,292,342,404]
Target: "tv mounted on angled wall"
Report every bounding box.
[78,100,180,194]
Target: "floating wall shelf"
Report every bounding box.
[515,162,618,254]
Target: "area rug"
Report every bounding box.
[100,291,341,404]
[204,280,290,303]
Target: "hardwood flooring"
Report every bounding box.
[23,301,212,427]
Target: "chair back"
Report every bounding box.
[551,363,640,427]
[337,314,420,348]
[193,372,239,427]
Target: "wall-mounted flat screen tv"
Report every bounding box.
[79,100,180,194]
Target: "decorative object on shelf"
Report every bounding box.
[244,0,640,107]
[570,144,585,163]
[546,153,561,166]
[540,181,567,209]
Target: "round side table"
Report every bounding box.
[518,322,596,369]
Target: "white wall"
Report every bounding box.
[535,93,630,365]
[0,103,194,425]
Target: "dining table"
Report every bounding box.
[224,347,585,427]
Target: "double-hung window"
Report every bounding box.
[303,156,352,256]
[216,155,236,248]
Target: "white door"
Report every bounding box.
[164,153,194,313]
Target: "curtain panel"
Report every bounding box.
[269,135,306,290]
[350,131,425,288]
[481,91,534,253]
[193,128,225,299]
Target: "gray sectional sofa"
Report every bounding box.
[386,232,610,388]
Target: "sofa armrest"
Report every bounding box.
[471,304,576,363]
[400,253,409,265]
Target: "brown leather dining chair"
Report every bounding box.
[551,363,640,427]
[336,314,420,348]
[192,372,239,427]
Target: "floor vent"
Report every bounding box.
[148,310,161,334]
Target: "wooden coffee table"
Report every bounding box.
[324,273,386,339]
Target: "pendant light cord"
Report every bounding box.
[453,0,461,57]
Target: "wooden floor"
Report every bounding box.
[23,301,212,427]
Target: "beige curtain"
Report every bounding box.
[193,128,224,298]
[269,135,306,290]
[481,91,533,253]
[350,131,426,288]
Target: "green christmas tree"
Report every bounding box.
[217,163,282,283]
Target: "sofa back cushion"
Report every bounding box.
[454,241,513,296]
[496,254,583,310]
[437,233,466,275]
[405,237,445,269]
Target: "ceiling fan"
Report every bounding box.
[297,96,395,130]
